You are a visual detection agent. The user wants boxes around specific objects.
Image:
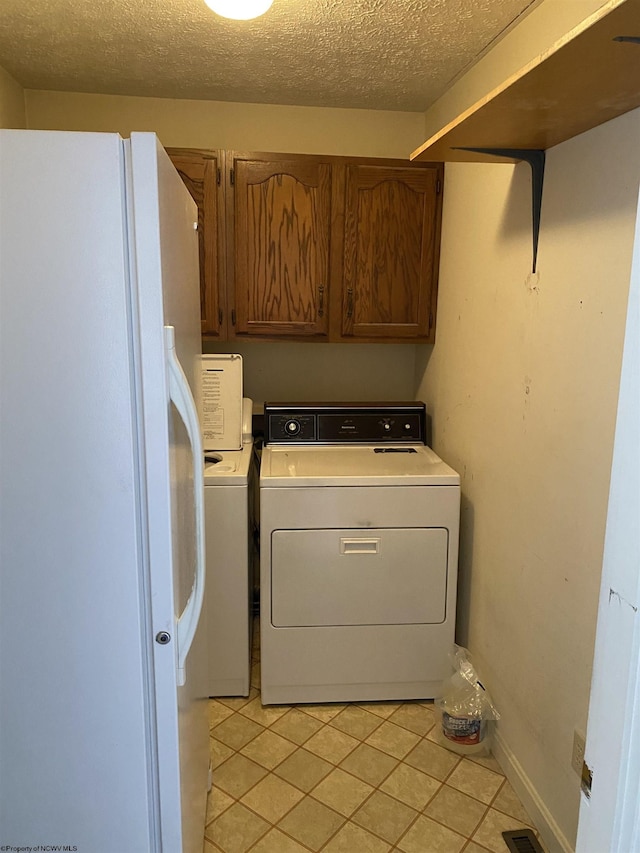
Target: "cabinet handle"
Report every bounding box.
[346,287,354,319]
[231,309,236,326]
[218,307,223,326]
[318,284,324,317]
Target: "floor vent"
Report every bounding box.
[502,829,546,853]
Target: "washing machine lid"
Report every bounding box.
[204,441,253,485]
[260,444,459,487]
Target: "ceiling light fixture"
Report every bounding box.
[204,0,273,20]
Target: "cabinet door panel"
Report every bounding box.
[168,149,224,338]
[340,165,442,341]
[232,159,331,338]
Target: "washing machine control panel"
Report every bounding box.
[265,402,426,444]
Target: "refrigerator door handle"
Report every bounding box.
[164,325,205,687]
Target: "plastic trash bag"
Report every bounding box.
[434,645,500,755]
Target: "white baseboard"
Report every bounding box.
[492,730,575,853]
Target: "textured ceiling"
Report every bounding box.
[0,0,538,112]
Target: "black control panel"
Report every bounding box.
[264,402,426,445]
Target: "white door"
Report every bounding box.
[127,133,209,853]
[271,527,448,626]
[576,182,640,851]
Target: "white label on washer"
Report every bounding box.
[201,354,243,450]
[202,372,224,439]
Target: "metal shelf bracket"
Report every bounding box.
[454,147,546,273]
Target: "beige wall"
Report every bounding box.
[209,341,416,403]
[0,65,26,128]
[416,107,640,849]
[24,89,425,403]
[25,90,425,158]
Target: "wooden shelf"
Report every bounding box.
[412,0,640,163]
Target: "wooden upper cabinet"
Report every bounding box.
[166,148,225,338]
[166,148,444,344]
[228,155,332,339]
[334,163,443,343]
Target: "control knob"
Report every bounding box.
[284,419,301,436]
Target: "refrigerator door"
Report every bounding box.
[127,133,209,853]
[0,130,208,851]
[0,131,158,849]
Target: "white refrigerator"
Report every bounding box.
[0,130,209,851]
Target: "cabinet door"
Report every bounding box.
[229,157,331,339]
[167,149,225,338]
[337,164,443,342]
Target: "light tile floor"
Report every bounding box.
[204,624,544,853]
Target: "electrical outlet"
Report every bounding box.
[572,730,586,776]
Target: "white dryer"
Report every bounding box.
[259,402,460,706]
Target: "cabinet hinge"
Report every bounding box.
[436,178,442,195]
[230,169,235,187]
[231,308,236,326]
[217,168,221,186]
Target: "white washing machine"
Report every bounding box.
[203,398,255,697]
[259,402,460,706]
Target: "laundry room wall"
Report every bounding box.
[24,89,425,404]
[24,89,425,158]
[416,106,640,851]
[0,65,26,128]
